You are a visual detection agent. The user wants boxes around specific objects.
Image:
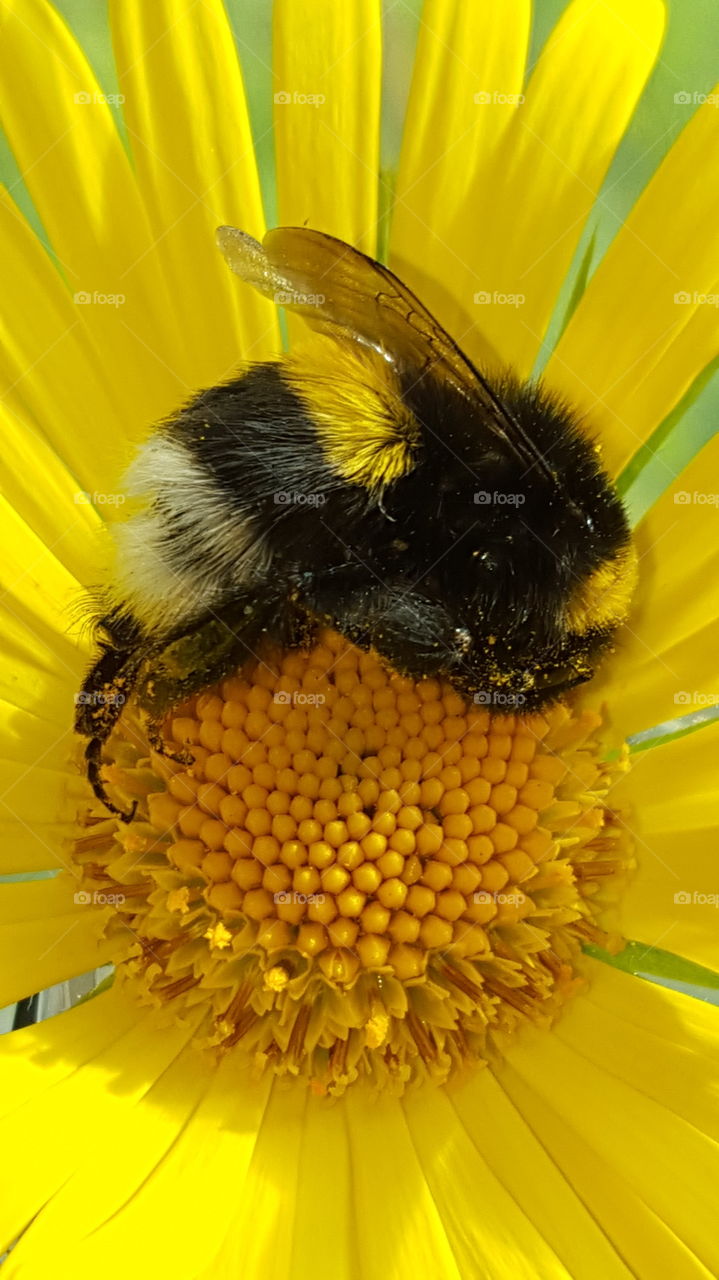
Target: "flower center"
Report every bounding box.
[72,630,632,1094]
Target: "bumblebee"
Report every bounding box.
[75,225,637,818]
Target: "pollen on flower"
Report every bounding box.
[264,964,290,992]
[365,1011,390,1048]
[167,887,190,914]
[70,630,633,1095]
[204,921,232,949]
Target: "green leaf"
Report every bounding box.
[628,705,719,754]
[585,940,719,1003]
[554,229,597,344]
[618,354,719,519]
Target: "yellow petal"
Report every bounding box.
[109,0,279,387]
[0,709,71,773]
[560,960,719,1137]
[613,719,719,971]
[0,756,81,875]
[0,501,84,648]
[345,1087,464,1278]
[287,1092,355,1278]
[0,400,102,588]
[0,877,113,1006]
[0,606,80,733]
[11,1055,273,1280]
[0,815,74,876]
[196,1082,305,1278]
[0,1,187,432]
[402,1085,600,1278]
[0,191,134,494]
[549,79,719,479]
[0,500,87,749]
[392,0,663,377]
[585,434,719,743]
[390,0,530,371]
[0,993,201,1264]
[439,1079,633,1277]
[273,0,381,255]
[0,986,140,1121]
[498,961,719,1277]
[3,1041,217,1276]
[2,968,716,1275]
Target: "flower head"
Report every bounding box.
[1,1,719,1276]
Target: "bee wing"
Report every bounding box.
[216,225,556,479]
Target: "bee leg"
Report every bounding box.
[84,736,137,823]
[75,639,144,822]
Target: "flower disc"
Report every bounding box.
[72,631,632,1095]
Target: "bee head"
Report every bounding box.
[379,373,637,709]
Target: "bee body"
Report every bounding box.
[76,227,637,818]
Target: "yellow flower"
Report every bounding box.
[1,1,719,1277]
